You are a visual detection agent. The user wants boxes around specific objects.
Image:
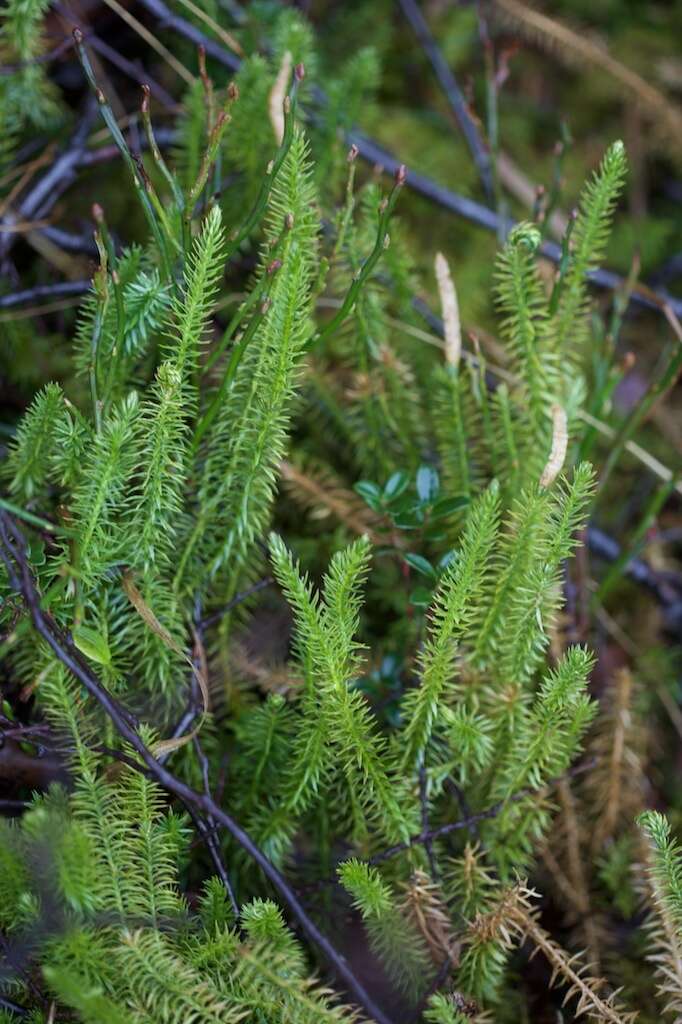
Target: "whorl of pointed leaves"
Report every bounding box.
[165,205,225,404]
[69,393,140,588]
[129,362,188,574]
[269,533,407,842]
[338,859,431,998]
[552,140,627,356]
[73,249,172,394]
[494,222,554,437]
[638,810,682,1018]
[3,382,66,499]
[173,131,319,597]
[401,482,500,769]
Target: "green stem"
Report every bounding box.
[539,125,571,242]
[184,110,231,243]
[547,210,577,316]
[92,206,125,411]
[203,239,284,377]
[599,339,682,493]
[0,499,70,536]
[223,67,303,262]
[89,284,108,434]
[73,29,175,284]
[308,166,406,351]
[192,293,273,453]
[594,472,679,605]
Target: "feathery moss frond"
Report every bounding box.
[402,482,500,768]
[551,141,627,357]
[3,382,66,500]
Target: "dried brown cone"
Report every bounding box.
[400,869,461,967]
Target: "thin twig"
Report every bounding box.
[297,758,597,895]
[199,577,274,631]
[370,758,596,866]
[192,735,240,920]
[398,0,493,202]
[418,759,439,880]
[0,97,98,261]
[0,280,90,309]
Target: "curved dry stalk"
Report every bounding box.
[470,883,637,1023]
[495,0,682,160]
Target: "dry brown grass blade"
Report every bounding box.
[230,641,302,698]
[587,668,647,856]
[174,0,244,57]
[99,0,195,86]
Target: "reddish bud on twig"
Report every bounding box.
[72,27,83,44]
[622,351,636,371]
[347,144,359,163]
[96,88,106,105]
[294,63,305,82]
[394,164,407,186]
[285,213,294,230]
[141,84,150,113]
[378,198,388,215]
[260,299,272,315]
[92,203,104,224]
[267,259,282,275]
[227,81,239,101]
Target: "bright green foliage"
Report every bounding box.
[0,0,60,129]
[73,252,172,382]
[423,992,477,1024]
[43,965,130,1024]
[68,393,141,588]
[338,859,431,997]
[0,17,638,1016]
[173,131,319,600]
[165,205,226,404]
[401,481,500,768]
[552,141,628,356]
[494,223,554,441]
[3,382,66,499]
[639,811,682,932]
[269,533,407,844]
